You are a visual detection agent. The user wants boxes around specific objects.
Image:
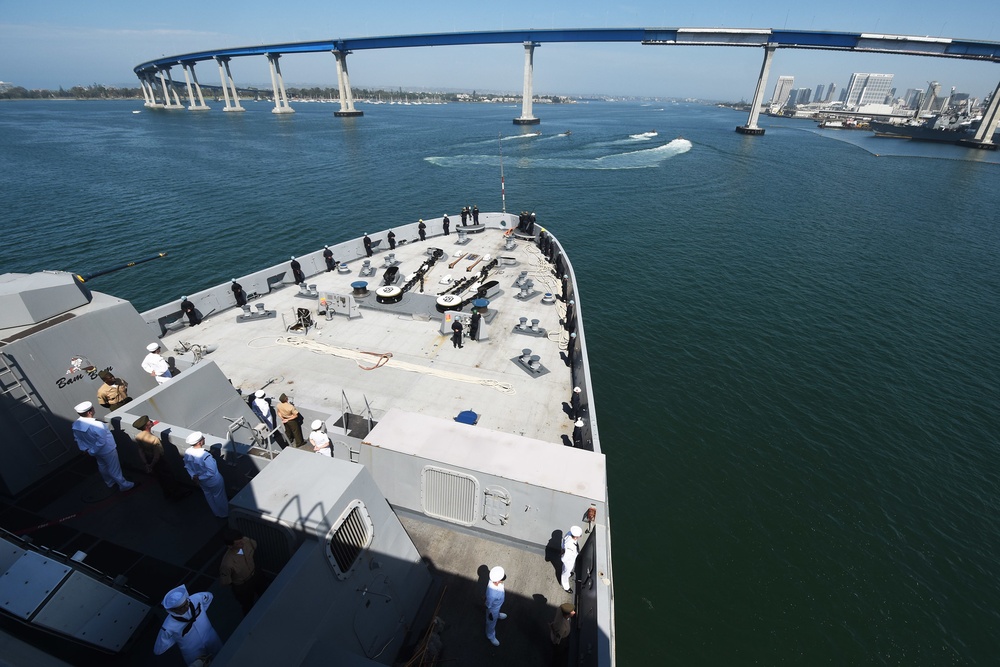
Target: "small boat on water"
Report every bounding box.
[0,212,615,666]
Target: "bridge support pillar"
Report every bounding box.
[181,63,210,111]
[267,54,295,114]
[332,50,363,117]
[736,45,775,136]
[158,68,184,109]
[957,78,1000,150]
[139,75,161,108]
[514,42,541,125]
[216,57,245,112]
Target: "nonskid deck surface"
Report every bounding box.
[159,226,576,446]
[398,513,578,667]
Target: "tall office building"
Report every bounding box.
[815,84,825,104]
[920,81,942,113]
[771,76,794,107]
[826,83,837,102]
[844,73,894,109]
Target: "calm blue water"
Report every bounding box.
[2,99,999,665]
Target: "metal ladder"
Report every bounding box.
[0,351,71,464]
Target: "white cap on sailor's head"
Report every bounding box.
[185,431,204,445]
[74,401,93,414]
[570,525,583,537]
[162,584,189,610]
[489,566,505,582]
[181,295,187,300]
[311,419,324,431]
[255,390,265,398]
[146,343,159,352]
[573,386,581,394]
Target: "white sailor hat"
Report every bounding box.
[573,386,582,394]
[146,343,159,352]
[74,401,93,413]
[185,431,204,445]
[311,419,324,431]
[255,390,265,398]
[570,525,583,537]
[162,584,189,610]
[181,295,187,300]
[489,566,505,582]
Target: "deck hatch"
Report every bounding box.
[421,466,480,526]
[325,500,374,579]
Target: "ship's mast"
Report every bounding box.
[498,132,506,214]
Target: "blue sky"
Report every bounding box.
[2,1,999,100]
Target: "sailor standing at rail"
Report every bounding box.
[418,220,426,241]
[442,214,450,235]
[153,584,222,665]
[141,343,172,384]
[182,431,229,518]
[561,525,582,592]
[387,230,396,250]
[485,566,508,646]
[72,401,134,492]
[323,246,336,272]
[363,233,373,257]
[231,279,247,307]
[251,390,275,430]
[290,256,305,284]
[309,419,332,456]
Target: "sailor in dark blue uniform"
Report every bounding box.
[387,230,396,250]
[231,280,247,307]
[181,296,201,326]
[290,257,305,284]
[470,309,481,342]
[322,246,336,272]
[460,207,468,226]
[443,215,450,235]
[418,220,426,241]
[472,204,479,225]
[451,319,464,348]
[363,234,373,257]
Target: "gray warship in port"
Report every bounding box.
[0,212,614,666]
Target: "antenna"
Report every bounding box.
[498,132,507,214]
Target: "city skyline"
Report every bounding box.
[2,1,1000,100]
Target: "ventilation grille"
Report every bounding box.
[325,501,373,579]
[421,466,480,526]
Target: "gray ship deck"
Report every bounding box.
[0,221,598,665]
[159,224,575,446]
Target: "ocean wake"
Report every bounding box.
[426,138,692,170]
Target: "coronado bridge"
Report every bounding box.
[133,28,1000,149]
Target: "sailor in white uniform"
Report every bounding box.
[561,525,583,592]
[252,390,275,430]
[153,584,222,665]
[309,419,332,456]
[141,343,172,384]
[71,401,133,491]
[484,565,508,646]
[182,431,229,518]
